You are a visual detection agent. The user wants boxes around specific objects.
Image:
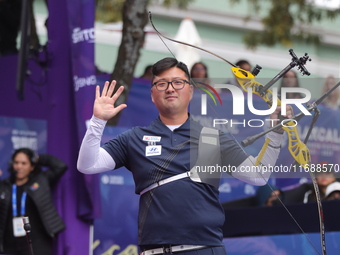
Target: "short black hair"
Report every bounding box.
[152,57,190,83]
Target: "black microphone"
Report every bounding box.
[23,217,34,255]
[23,217,31,232]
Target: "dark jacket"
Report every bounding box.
[283,183,315,204]
[0,154,68,253]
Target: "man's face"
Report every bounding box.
[151,67,193,115]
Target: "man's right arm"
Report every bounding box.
[77,116,116,174]
[78,81,127,174]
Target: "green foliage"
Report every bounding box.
[231,0,340,49]
[161,0,195,9]
[96,0,194,23]
[96,0,125,23]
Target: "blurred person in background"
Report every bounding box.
[139,65,153,81]
[320,76,340,110]
[0,148,67,255]
[278,70,303,99]
[325,181,340,200]
[0,0,22,56]
[235,59,251,72]
[306,171,337,202]
[190,62,210,88]
[255,184,284,207]
[284,163,337,204]
[190,62,208,79]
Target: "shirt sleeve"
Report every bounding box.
[232,131,283,186]
[77,116,116,174]
[220,131,249,168]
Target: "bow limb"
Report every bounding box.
[307,168,327,255]
[281,125,311,168]
[148,12,236,67]
[283,122,326,255]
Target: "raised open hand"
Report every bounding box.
[93,80,127,121]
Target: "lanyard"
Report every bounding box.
[12,185,27,217]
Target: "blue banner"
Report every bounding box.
[66,0,96,140]
[0,116,47,180]
[65,0,101,220]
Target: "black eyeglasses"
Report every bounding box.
[152,79,189,91]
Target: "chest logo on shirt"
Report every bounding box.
[145,145,162,156]
[143,136,161,142]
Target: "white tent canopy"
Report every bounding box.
[174,17,202,70]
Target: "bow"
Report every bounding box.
[240,76,340,255]
[233,58,327,255]
[148,12,327,255]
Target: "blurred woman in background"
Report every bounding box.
[278,70,303,99]
[0,148,67,255]
[321,75,340,110]
[190,62,210,88]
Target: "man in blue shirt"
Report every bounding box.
[78,57,290,255]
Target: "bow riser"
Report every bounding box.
[281,125,311,168]
[232,67,279,107]
[232,67,311,168]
